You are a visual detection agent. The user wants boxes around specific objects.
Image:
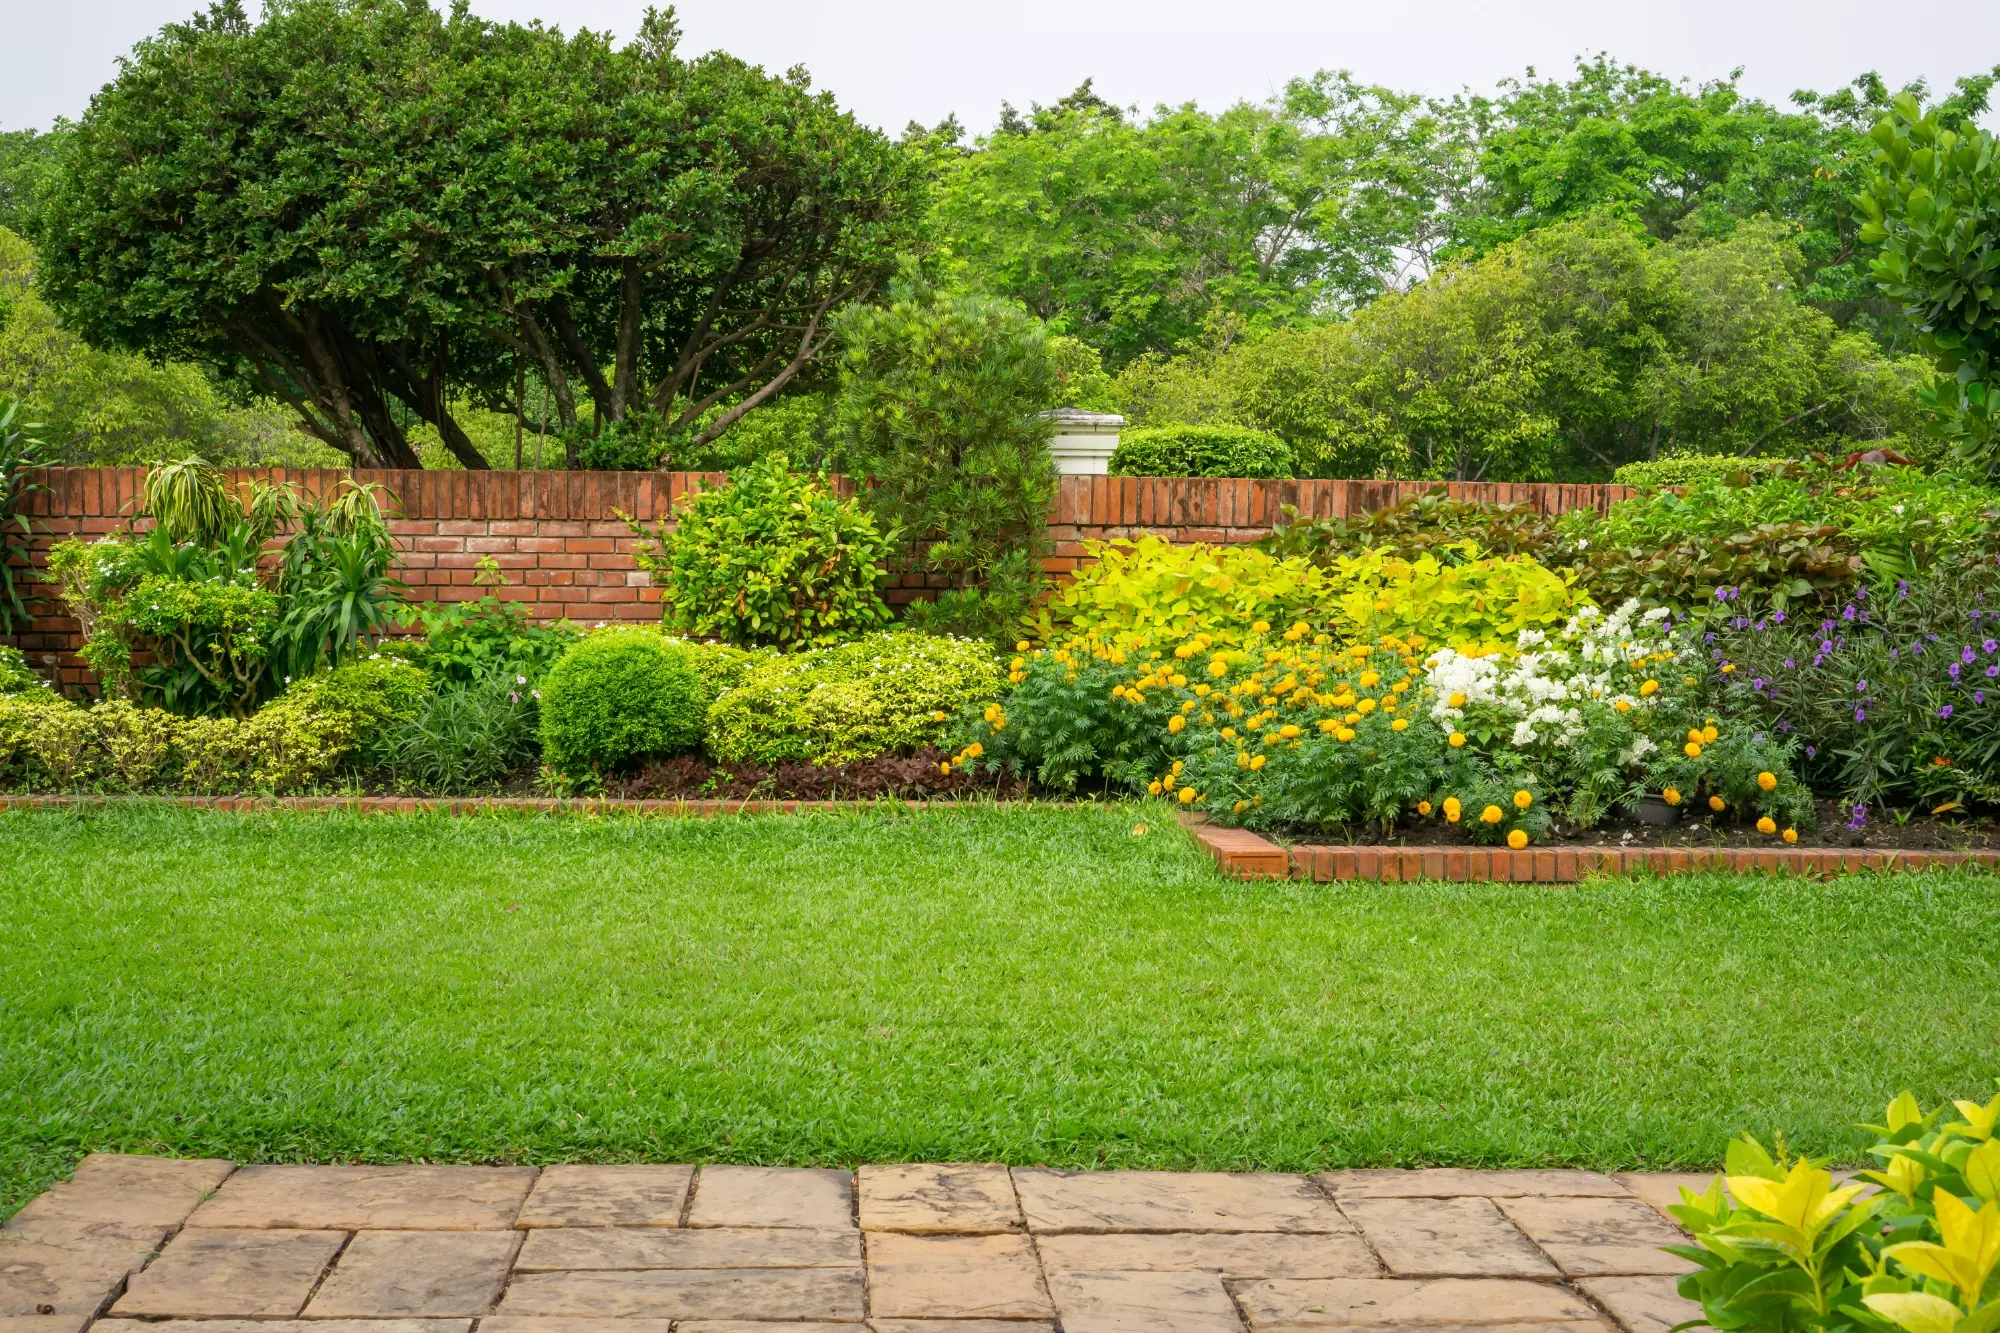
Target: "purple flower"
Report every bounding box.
[1843,605,1858,621]
[1965,646,1979,665]
[1773,610,1787,624]
[1856,707,1867,722]
[1819,640,1834,654]
[1980,691,1988,705]
[1813,654,1825,667]
[1705,632,1716,643]
[1753,619,1767,632]
[1778,718,1793,732]
[1857,679,1868,692]
[1940,705,1955,719]
[1846,803,1869,832]
[1714,587,1730,602]
[1890,648,1900,660]
[1783,658,1795,669]
[1751,677,1766,691]
[1985,640,1996,654]
[1898,579,1910,600]
[1986,665,1998,678]
[1951,663,1962,680]
[1806,745,1817,757]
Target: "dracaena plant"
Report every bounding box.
[1667,1087,2000,1333]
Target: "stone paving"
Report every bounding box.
[0,1156,1716,1333]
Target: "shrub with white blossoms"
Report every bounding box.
[1425,600,1683,822]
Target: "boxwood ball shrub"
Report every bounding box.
[538,631,707,780]
[706,631,1004,766]
[1109,425,1295,479]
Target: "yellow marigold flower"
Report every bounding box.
[1355,698,1377,715]
[984,704,1000,722]
[1359,670,1380,688]
[1513,789,1531,809]
[1171,760,1184,775]
[1221,727,1237,740]
[1391,718,1409,731]
[1417,800,1433,815]
[1708,795,1725,812]
[1147,779,1162,795]
[1168,715,1187,733]
[1278,724,1300,739]
[1344,712,1361,725]
[1252,620,1271,634]
[1443,797,1461,822]
[1319,719,1338,733]
[1236,752,1251,769]
[1756,816,1777,835]
[1112,685,1127,699]
[1249,754,1266,770]
[1481,805,1503,824]
[1180,700,1198,714]
[1208,658,1228,678]
[1637,679,1659,696]
[1756,771,1777,791]
[1447,691,1466,708]
[1392,680,1410,693]
[1233,799,1250,814]
[1314,633,1332,646]
[1015,640,1030,652]
[939,762,950,774]
[966,742,983,758]
[1194,683,1211,697]
[1702,726,1718,744]
[1178,787,1198,804]
[1662,787,1681,805]
[1686,729,1703,744]
[1611,698,1631,713]
[1335,727,1357,742]
[1010,656,1025,670]
[1782,827,1798,844]
[1174,643,1194,659]
[1128,691,1145,704]
[1720,662,1736,673]
[1684,741,1702,758]
[1166,673,1184,687]
[1449,732,1467,748]
[1507,828,1529,850]
[931,710,947,721]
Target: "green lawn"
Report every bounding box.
[2,803,1996,1217]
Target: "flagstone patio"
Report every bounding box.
[0,1156,1714,1333]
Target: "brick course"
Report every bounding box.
[8,467,1638,691]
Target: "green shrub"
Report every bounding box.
[1610,455,1777,487]
[538,631,706,780]
[1110,425,1295,479]
[363,676,540,794]
[1033,535,1334,650]
[1323,545,1585,657]
[1263,487,1561,563]
[632,452,893,648]
[707,631,1003,766]
[0,645,48,696]
[1669,1087,2000,1333]
[412,595,580,685]
[0,658,428,793]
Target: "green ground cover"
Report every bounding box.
[1,803,1996,1218]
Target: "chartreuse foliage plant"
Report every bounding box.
[537,632,707,783]
[1034,535,1334,649]
[631,453,893,650]
[1323,542,1583,656]
[1669,1086,2000,1333]
[706,631,1002,766]
[0,659,427,793]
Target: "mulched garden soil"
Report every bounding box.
[1272,797,2000,852]
[603,748,1027,802]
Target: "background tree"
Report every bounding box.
[834,268,1059,641]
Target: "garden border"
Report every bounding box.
[4,794,1988,882]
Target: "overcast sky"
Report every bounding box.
[7,0,1999,136]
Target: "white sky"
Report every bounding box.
[6,0,1999,136]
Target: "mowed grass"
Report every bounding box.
[2,803,1997,1216]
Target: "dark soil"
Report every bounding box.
[1272,797,2000,851]
[603,747,1026,802]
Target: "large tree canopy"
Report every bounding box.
[35,0,924,469]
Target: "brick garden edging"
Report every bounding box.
[1180,818,2000,880]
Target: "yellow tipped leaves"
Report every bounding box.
[1864,1292,1966,1333]
[1727,1161,1868,1237]
[1884,1191,2000,1298]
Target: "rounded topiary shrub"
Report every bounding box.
[706,630,1004,766]
[537,630,707,780]
[1109,425,1295,479]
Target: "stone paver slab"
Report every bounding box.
[869,1322,1055,1333]
[677,1324,866,1333]
[6,1157,233,1235]
[0,1318,89,1333]
[516,1226,859,1271]
[858,1164,1021,1233]
[111,1228,344,1317]
[0,1228,164,1316]
[1613,1174,1718,1223]
[685,1167,854,1230]
[1045,1269,1244,1332]
[1038,1230,1379,1279]
[187,1165,535,1230]
[479,1319,677,1333]
[99,1322,467,1333]
[516,1167,694,1229]
[1014,1170,1350,1234]
[1496,1197,1693,1276]
[306,1229,518,1316]
[1578,1276,1705,1333]
[864,1232,1051,1320]
[1321,1170,1626,1200]
[1235,1276,1602,1326]
[1340,1197,1558,1278]
[496,1268,865,1321]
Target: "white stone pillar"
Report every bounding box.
[1042,409,1125,475]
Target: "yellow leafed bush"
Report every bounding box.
[1035,535,1333,646]
[1325,541,1583,655]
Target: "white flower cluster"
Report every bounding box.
[1426,600,1676,750]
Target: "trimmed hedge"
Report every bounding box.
[1110,425,1295,479]
[537,631,706,781]
[1611,455,1778,488]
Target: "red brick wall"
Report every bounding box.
[9,467,1638,691]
